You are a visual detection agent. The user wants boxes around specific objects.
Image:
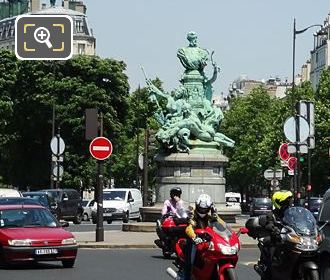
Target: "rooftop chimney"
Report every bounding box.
[30,0,41,12]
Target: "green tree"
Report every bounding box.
[221,86,290,196]
[2,54,129,190]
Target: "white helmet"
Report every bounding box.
[195,194,212,218]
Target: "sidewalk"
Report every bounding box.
[73,222,257,249]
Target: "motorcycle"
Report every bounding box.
[166,220,248,280]
[246,206,322,280]
[155,208,189,258]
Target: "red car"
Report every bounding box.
[0,204,78,267]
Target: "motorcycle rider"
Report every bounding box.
[180,193,225,280]
[247,190,293,278]
[155,187,184,249]
[162,187,184,217]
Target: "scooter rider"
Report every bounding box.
[247,190,293,277]
[155,187,184,249]
[162,187,184,217]
[181,193,225,280]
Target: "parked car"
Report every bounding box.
[0,197,41,206]
[0,188,22,197]
[40,189,83,224]
[307,197,323,218]
[92,188,143,224]
[0,204,77,267]
[317,190,330,279]
[250,197,272,216]
[82,199,95,221]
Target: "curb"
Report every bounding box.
[78,243,257,249]
[122,224,244,233]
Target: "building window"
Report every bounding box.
[0,27,3,37]
[78,43,85,55]
[75,19,84,33]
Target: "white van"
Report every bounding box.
[92,188,143,224]
[225,192,242,213]
[0,188,22,197]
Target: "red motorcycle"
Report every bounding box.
[155,211,189,258]
[166,221,248,280]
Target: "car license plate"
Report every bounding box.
[104,213,112,217]
[35,248,58,255]
[260,207,267,210]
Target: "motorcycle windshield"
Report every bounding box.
[283,207,317,236]
[210,221,232,240]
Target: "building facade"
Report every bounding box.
[310,14,330,90]
[0,0,95,55]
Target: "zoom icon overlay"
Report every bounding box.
[15,15,73,60]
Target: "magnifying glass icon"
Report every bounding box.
[34,27,53,49]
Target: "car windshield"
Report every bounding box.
[253,198,271,207]
[309,199,322,208]
[44,191,61,203]
[0,208,58,228]
[0,198,40,205]
[23,194,49,207]
[283,206,317,236]
[103,191,126,201]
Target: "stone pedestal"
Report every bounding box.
[155,149,228,208]
[140,143,240,222]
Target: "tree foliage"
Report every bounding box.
[0,50,129,190]
[222,77,329,197]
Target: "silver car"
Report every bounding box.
[82,199,95,221]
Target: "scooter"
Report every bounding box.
[155,211,188,258]
[166,221,248,280]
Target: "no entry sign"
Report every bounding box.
[89,137,113,160]
[278,143,290,161]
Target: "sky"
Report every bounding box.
[60,1,329,95]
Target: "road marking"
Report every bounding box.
[93,146,110,151]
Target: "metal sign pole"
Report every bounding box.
[96,112,104,242]
[56,126,61,188]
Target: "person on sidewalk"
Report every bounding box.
[180,193,225,280]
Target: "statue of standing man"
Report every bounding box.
[177,31,220,101]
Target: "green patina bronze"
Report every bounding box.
[144,31,234,153]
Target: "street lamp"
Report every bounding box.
[291,18,323,204]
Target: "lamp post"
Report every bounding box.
[291,18,322,204]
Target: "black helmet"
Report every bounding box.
[170,187,182,199]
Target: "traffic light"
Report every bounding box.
[299,156,305,163]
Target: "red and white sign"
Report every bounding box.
[287,157,297,171]
[278,143,290,161]
[89,137,113,160]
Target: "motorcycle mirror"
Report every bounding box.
[319,220,329,231]
[239,227,249,235]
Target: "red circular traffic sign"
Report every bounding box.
[89,137,113,160]
[278,143,290,161]
[287,157,297,171]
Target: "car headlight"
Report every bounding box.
[8,239,32,246]
[61,238,77,245]
[218,243,239,255]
